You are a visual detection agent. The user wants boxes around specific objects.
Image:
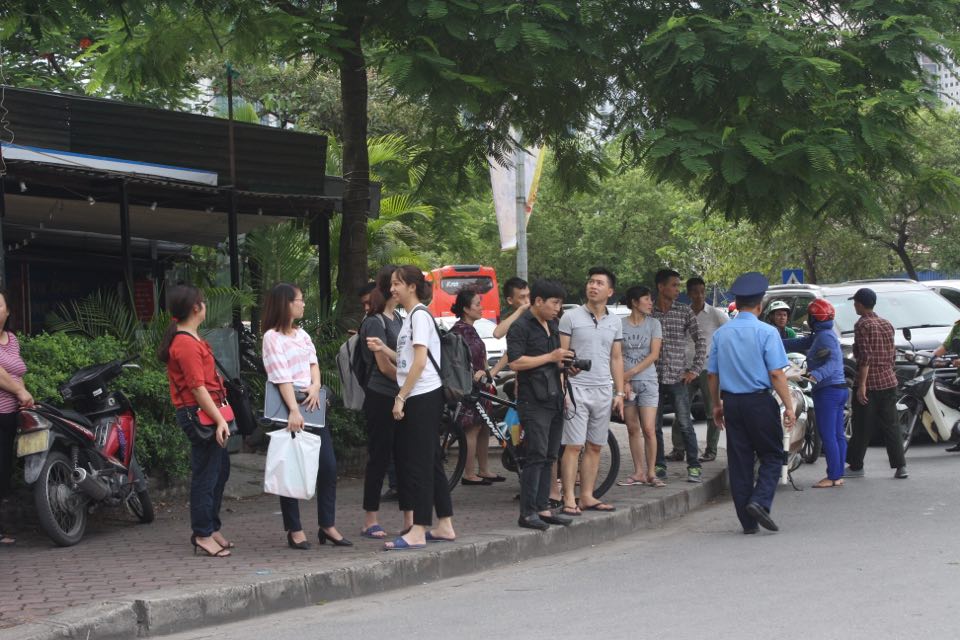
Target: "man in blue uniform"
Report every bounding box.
[707,273,795,534]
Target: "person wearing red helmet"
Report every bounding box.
[783,299,849,488]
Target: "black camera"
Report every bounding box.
[563,357,592,372]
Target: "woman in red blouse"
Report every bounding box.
[0,289,34,546]
[158,285,233,558]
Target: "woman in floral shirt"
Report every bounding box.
[450,288,504,486]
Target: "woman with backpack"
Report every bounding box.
[262,283,351,549]
[358,265,410,540]
[366,265,456,550]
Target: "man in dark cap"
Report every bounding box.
[845,288,907,479]
[707,272,795,533]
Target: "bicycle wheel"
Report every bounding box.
[557,430,621,501]
[439,420,468,493]
[594,431,621,499]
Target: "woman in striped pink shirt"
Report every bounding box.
[0,289,34,547]
[262,283,350,549]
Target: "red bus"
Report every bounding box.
[426,265,500,321]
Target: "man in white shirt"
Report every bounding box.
[681,277,728,462]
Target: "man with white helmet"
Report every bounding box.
[765,300,796,339]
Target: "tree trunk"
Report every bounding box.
[802,248,818,284]
[335,7,370,324]
[894,245,919,280]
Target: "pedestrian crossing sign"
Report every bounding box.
[782,269,804,284]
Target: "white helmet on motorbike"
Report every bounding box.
[765,300,790,318]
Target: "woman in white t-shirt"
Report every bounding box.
[262,283,350,550]
[367,265,456,550]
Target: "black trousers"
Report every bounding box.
[517,400,563,517]
[722,392,783,531]
[0,412,17,503]
[279,427,338,531]
[362,390,399,512]
[847,387,904,470]
[395,388,453,526]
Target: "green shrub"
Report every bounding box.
[328,407,366,454]
[19,332,189,481]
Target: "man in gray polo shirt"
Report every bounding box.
[559,267,625,514]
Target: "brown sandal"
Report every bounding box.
[812,478,843,489]
[646,476,666,488]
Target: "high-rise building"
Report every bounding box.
[919,52,960,109]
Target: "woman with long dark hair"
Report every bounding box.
[367,265,456,549]
[0,289,34,546]
[450,287,503,485]
[358,265,410,539]
[158,285,233,557]
[262,283,350,549]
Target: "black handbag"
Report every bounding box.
[181,407,216,445]
[214,357,258,437]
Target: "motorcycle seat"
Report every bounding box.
[45,405,95,430]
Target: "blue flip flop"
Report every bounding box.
[425,531,455,543]
[361,524,387,539]
[384,537,426,551]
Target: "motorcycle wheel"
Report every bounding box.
[801,412,822,464]
[33,450,88,547]
[127,457,155,524]
[897,395,920,454]
[127,489,155,524]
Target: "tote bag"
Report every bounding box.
[263,430,322,500]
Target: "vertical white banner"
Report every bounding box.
[489,144,545,251]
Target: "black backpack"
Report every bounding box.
[410,307,474,404]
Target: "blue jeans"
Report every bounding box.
[280,428,338,531]
[177,408,231,537]
[813,385,848,481]
[655,383,700,469]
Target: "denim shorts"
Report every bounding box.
[628,379,659,408]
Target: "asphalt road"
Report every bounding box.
[159,441,960,640]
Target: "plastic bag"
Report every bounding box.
[263,430,322,500]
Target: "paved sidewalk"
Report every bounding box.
[0,424,728,640]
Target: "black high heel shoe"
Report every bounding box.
[318,528,353,547]
[287,531,311,550]
[190,535,230,557]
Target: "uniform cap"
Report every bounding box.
[729,272,769,298]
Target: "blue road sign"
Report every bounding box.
[782,269,804,284]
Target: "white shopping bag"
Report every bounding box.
[263,430,322,500]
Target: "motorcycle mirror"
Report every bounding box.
[903,328,912,342]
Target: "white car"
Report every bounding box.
[923,280,960,311]
[436,316,506,368]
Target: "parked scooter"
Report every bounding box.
[896,329,960,452]
[777,354,818,487]
[14,356,154,546]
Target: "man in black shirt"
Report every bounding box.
[507,279,576,530]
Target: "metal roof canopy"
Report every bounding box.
[0,85,369,320]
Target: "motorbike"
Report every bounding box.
[896,329,960,452]
[778,355,818,487]
[14,356,154,546]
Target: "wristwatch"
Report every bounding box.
[615,391,625,398]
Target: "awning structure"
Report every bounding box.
[0,85,376,333]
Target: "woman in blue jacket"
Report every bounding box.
[784,299,848,488]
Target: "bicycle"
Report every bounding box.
[439,385,621,500]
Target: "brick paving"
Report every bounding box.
[0,423,724,631]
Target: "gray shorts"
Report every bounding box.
[562,385,613,446]
[628,379,659,408]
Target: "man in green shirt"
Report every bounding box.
[765,300,797,340]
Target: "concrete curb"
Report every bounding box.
[6,469,728,640]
